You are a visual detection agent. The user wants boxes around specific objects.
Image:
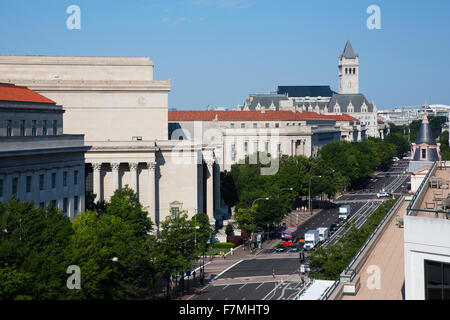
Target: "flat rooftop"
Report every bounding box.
[342,200,408,300]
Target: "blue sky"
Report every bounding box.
[0,0,449,110]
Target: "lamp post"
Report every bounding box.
[251,197,270,208]
[278,187,294,198]
[309,176,322,214]
[249,197,269,251]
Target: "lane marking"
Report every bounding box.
[256,282,265,290]
[238,283,247,290]
[211,259,244,281]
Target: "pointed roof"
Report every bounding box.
[415,110,436,145]
[342,40,357,59]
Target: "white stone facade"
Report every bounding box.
[0,56,223,228]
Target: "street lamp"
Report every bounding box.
[251,197,270,208]
[278,187,294,198]
[309,176,322,214]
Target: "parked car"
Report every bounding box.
[275,244,286,252]
[329,223,338,232]
[289,244,300,252]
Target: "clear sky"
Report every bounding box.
[0,0,449,110]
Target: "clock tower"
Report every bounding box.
[339,40,359,94]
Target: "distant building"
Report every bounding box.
[0,83,89,220]
[238,41,381,139]
[409,110,441,192]
[168,110,365,171]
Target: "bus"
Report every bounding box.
[281,226,298,247]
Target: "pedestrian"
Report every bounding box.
[230,247,234,256]
[272,268,275,279]
[193,270,196,280]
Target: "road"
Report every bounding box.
[191,160,410,300]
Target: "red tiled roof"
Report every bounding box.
[168,110,358,122]
[0,83,56,104]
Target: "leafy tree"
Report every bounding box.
[67,210,154,300]
[106,186,153,236]
[233,206,257,236]
[0,198,73,300]
[385,132,410,157]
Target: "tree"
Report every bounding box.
[67,209,154,300]
[233,206,257,236]
[0,198,73,300]
[385,133,410,157]
[154,212,197,299]
[106,186,153,236]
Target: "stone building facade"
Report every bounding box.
[0,83,89,220]
[0,56,223,228]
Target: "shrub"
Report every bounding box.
[212,242,236,249]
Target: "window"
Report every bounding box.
[53,120,58,135]
[39,174,45,191]
[171,207,180,219]
[241,123,245,129]
[275,123,280,128]
[230,123,235,129]
[20,120,25,136]
[63,198,68,215]
[51,200,57,209]
[63,172,68,187]
[132,136,143,141]
[422,149,427,159]
[32,120,37,136]
[52,173,56,189]
[0,179,3,198]
[74,196,79,214]
[253,123,257,129]
[231,144,236,162]
[265,141,270,153]
[43,120,47,136]
[425,260,450,300]
[277,144,282,155]
[6,120,12,136]
[12,178,18,195]
[244,141,248,153]
[265,123,270,128]
[26,176,32,193]
[74,170,78,185]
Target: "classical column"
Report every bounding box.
[358,130,362,142]
[292,140,296,156]
[214,163,221,211]
[92,163,102,202]
[206,160,215,223]
[111,163,120,192]
[147,162,157,226]
[129,162,139,194]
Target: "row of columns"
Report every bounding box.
[292,139,307,156]
[91,160,217,226]
[92,162,157,225]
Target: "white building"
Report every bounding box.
[404,162,450,300]
[0,56,224,228]
[168,110,365,171]
[239,41,382,139]
[0,83,89,220]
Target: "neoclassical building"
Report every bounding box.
[238,41,382,139]
[0,83,89,220]
[0,56,223,228]
[168,110,365,171]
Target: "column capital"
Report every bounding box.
[147,162,157,170]
[129,162,139,170]
[111,163,121,171]
[92,163,102,171]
